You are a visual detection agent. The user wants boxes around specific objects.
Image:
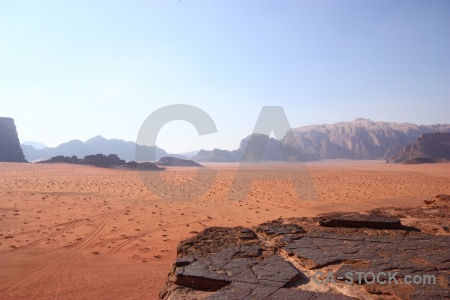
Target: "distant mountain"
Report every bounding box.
[21,135,167,162]
[193,133,310,162]
[194,119,450,162]
[387,132,450,163]
[283,118,450,160]
[176,150,199,158]
[19,119,450,163]
[22,141,47,150]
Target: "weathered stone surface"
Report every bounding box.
[269,288,353,300]
[0,117,27,162]
[161,195,450,300]
[314,212,401,229]
[252,254,301,287]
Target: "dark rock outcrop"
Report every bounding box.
[156,156,202,167]
[0,117,27,162]
[161,226,356,300]
[161,195,450,299]
[404,157,437,164]
[39,154,162,170]
[387,132,450,163]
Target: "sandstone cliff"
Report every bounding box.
[387,132,450,163]
[284,118,450,160]
[0,117,27,162]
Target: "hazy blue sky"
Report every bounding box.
[1,0,449,152]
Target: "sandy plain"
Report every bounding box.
[0,160,449,299]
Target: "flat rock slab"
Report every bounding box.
[315,212,401,229]
[205,283,357,300]
[161,201,450,300]
[176,250,302,289]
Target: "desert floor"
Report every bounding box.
[1,161,449,299]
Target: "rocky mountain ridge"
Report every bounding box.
[19,119,450,163]
[284,118,450,160]
[195,119,450,162]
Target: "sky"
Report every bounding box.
[1,0,449,153]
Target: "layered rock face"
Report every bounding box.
[284,118,450,160]
[161,195,450,299]
[387,132,450,163]
[0,117,27,162]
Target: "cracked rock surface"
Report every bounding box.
[160,195,450,299]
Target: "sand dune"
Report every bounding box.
[0,161,449,299]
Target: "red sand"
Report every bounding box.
[1,161,449,299]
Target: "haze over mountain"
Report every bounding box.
[22,141,47,150]
[195,119,450,162]
[21,136,167,162]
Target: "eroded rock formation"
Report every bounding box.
[160,195,450,299]
[387,132,450,163]
[0,117,27,162]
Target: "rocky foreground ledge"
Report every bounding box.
[160,195,450,299]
